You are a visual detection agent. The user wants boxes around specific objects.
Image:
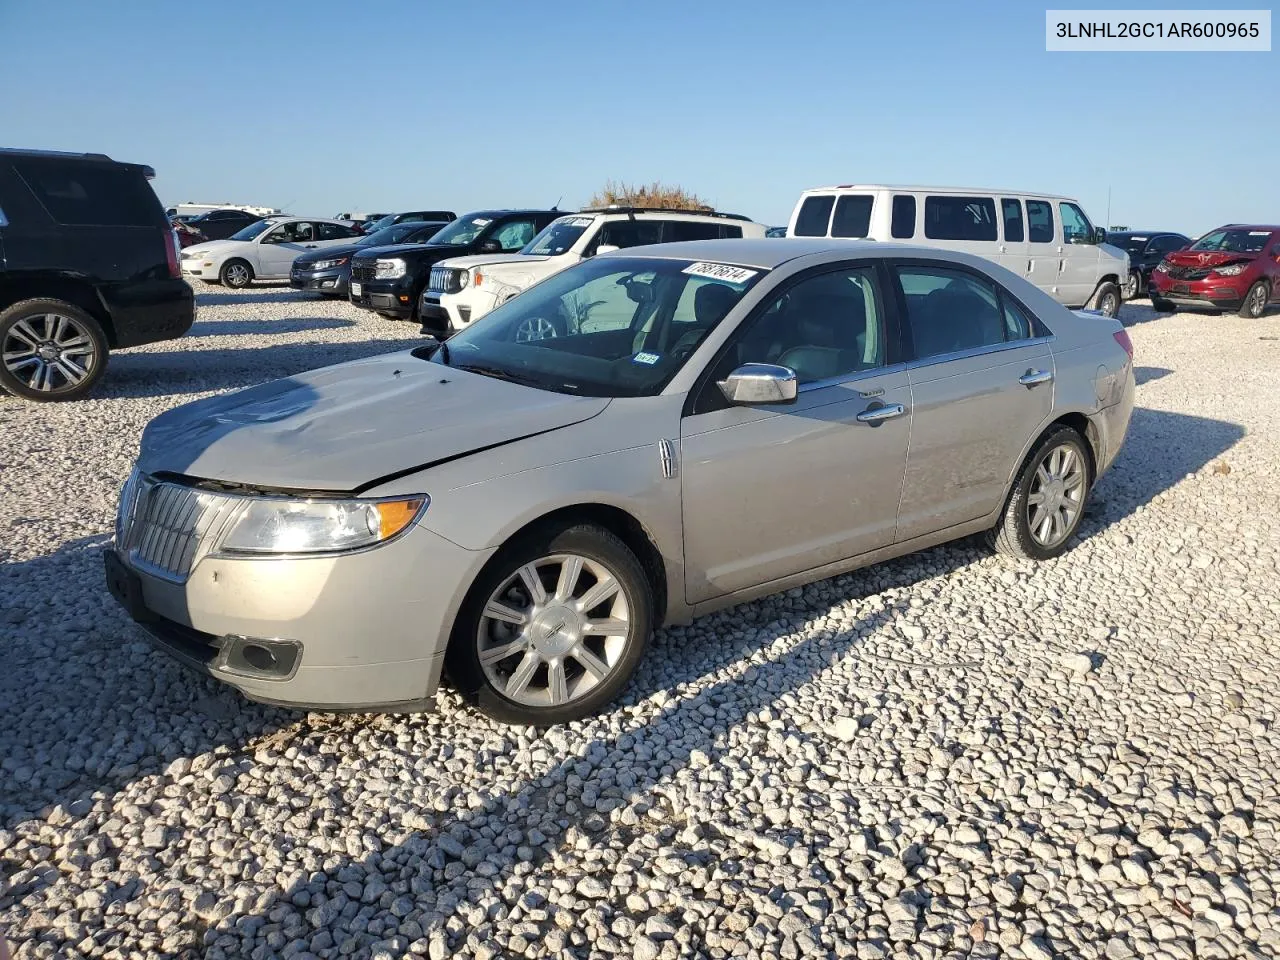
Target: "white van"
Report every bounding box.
[787,185,1129,317]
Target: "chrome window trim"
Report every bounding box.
[797,362,907,394]
[904,335,1055,371]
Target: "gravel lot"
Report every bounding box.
[2,286,1278,960]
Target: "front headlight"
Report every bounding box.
[1212,263,1247,277]
[115,467,141,544]
[312,257,349,270]
[457,269,470,290]
[219,495,427,555]
[374,258,406,280]
[1154,261,1169,273]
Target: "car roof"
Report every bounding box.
[613,237,1013,270]
[1218,224,1280,232]
[800,184,1078,201]
[1107,230,1185,237]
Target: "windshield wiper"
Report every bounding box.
[437,340,451,366]
[455,362,540,386]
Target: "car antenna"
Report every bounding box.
[552,196,561,211]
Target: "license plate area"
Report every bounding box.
[350,281,362,297]
[1174,283,1190,293]
[104,549,155,623]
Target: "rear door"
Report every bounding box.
[890,260,1054,540]
[1024,199,1061,301]
[999,198,1030,279]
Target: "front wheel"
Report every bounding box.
[1091,281,1121,318]
[0,299,108,401]
[446,524,653,725]
[1239,280,1270,319]
[1122,272,1141,300]
[220,259,253,288]
[988,427,1092,561]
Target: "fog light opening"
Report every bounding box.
[241,643,277,671]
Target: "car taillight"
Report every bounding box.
[165,228,180,278]
[1113,329,1134,360]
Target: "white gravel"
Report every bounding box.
[2,287,1279,960]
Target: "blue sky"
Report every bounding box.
[0,0,1274,234]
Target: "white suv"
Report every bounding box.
[787,185,1130,317]
[421,207,766,333]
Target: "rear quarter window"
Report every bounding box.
[830,195,874,238]
[793,195,835,236]
[13,160,160,227]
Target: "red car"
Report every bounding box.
[1149,224,1280,318]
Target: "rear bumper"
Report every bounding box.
[101,279,196,348]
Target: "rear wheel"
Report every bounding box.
[1239,280,1270,319]
[446,524,653,725]
[1122,272,1141,300]
[220,259,253,289]
[0,299,108,401]
[988,427,1092,561]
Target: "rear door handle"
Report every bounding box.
[856,402,906,425]
[1019,369,1053,387]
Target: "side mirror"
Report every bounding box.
[595,244,620,256]
[478,239,501,253]
[1092,226,1107,245]
[718,363,798,405]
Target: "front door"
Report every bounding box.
[889,262,1054,540]
[1058,201,1101,307]
[1024,199,1062,303]
[680,263,911,604]
[258,221,318,278]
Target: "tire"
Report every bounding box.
[0,299,109,402]
[1151,296,1176,313]
[1121,272,1141,300]
[1239,280,1270,319]
[1091,281,1121,318]
[446,523,653,725]
[988,426,1093,561]
[219,259,253,289]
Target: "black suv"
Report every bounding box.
[184,208,264,241]
[1106,230,1191,299]
[349,209,560,322]
[0,149,194,401]
[360,210,458,234]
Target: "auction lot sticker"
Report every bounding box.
[683,262,759,285]
[1046,9,1271,50]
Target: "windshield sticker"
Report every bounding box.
[472,218,492,226]
[683,262,758,285]
[632,351,661,365]
[1129,236,1147,241]
[1249,230,1270,236]
[559,216,595,227]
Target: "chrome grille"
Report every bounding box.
[428,266,450,293]
[1166,265,1213,281]
[120,479,242,581]
[351,261,377,283]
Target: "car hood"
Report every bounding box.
[138,351,611,492]
[437,253,554,271]
[294,242,365,266]
[183,239,242,257]
[1163,250,1256,268]
[353,241,473,262]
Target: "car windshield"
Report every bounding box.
[521,216,596,256]
[358,223,420,247]
[229,219,275,241]
[430,215,499,246]
[1190,229,1271,254]
[1107,234,1150,255]
[428,256,766,397]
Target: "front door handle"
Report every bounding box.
[856,402,906,425]
[1019,369,1054,387]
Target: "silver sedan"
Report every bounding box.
[107,239,1134,724]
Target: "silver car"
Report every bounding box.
[106,240,1135,724]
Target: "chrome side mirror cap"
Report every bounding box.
[718,363,798,405]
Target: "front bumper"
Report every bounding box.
[103,524,495,711]
[1149,275,1246,309]
[290,266,349,295]
[349,276,417,317]
[180,259,218,280]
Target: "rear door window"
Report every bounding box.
[718,224,744,239]
[896,265,1007,359]
[1026,201,1055,243]
[592,219,663,252]
[665,221,720,242]
[13,160,159,227]
[923,196,998,241]
[318,221,356,241]
[891,195,916,239]
[830,195,874,238]
[793,195,835,236]
[1001,199,1024,242]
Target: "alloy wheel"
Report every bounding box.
[2,313,98,395]
[225,263,250,287]
[515,316,558,342]
[1248,284,1267,318]
[1026,443,1087,549]
[476,553,630,708]
[1122,274,1139,299]
[1099,291,1119,317]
